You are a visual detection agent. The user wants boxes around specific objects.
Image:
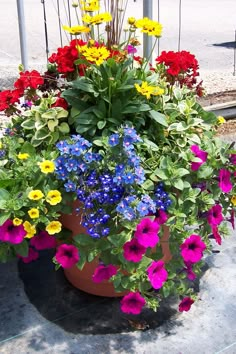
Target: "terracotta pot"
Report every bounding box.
[59,202,172,297]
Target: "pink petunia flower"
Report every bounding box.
[230,154,236,165]
[134,218,160,248]
[179,297,194,312]
[92,264,117,283]
[0,219,26,244]
[30,230,56,250]
[120,292,146,314]
[154,209,168,225]
[147,260,168,289]
[123,238,146,262]
[180,234,206,263]
[219,169,233,193]
[55,244,79,268]
[18,247,39,263]
[125,44,137,54]
[207,204,224,226]
[211,225,222,245]
[190,145,208,171]
[184,261,196,281]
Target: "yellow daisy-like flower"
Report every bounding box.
[28,190,44,201]
[23,221,37,239]
[217,115,226,124]
[81,0,100,12]
[62,25,90,35]
[46,190,62,206]
[231,196,236,206]
[13,218,23,226]
[46,221,62,235]
[39,160,55,174]
[135,17,162,37]
[81,46,110,66]
[82,12,112,25]
[128,17,136,25]
[17,153,29,160]
[28,208,40,219]
[134,82,164,99]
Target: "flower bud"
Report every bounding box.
[128,17,136,25]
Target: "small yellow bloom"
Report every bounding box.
[28,190,44,201]
[23,221,37,239]
[82,12,112,25]
[13,218,23,226]
[81,46,110,66]
[46,221,62,235]
[39,160,55,174]
[134,81,164,99]
[62,25,90,35]
[152,87,165,96]
[17,153,29,160]
[81,0,100,12]
[217,116,226,124]
[28,208,40,219]
[135,17,162,37]
[46,190,62,205]
[128,17,136,25]
[231,196,236,206]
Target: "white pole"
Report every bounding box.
[16,0,28,70]
[143,0,153,60]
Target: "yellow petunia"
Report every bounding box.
[28,208,40,219]
[135,17,162,37]
[46,221,62,235]
[134,81,164,99]
[62,25,90,35]
[82,12,112,25]
[28,190,44,201]
[46,190,62,205]
[81,46,110,66]
[217,116,226,124]
[23,221,36,239]
[39,160,55,174]
[17,153,29,160]
[13,218,23,226]
[231,196,236,206]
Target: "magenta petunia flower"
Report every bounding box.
[229,209,235,230]
[18,247,39,263]
[123,238,146,262]
[179,297,194,312]
[230,154,236,165]
[190,145,208,171]
[125,44,137,54]
[92,264,117,283]
[154,209,168,225]
[55,244,79,268]
[207,204,224,226]
[219,169,233,193]
[147,260,168,289]
[134,218,159,248]
[30,230,56,250]
[211,225,222,245]
[184,261,196,281]
[0,219,26,244]
[180,234,206,263]
[120,291,146,314]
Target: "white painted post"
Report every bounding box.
[16,0,28,70]
[143,0,153,60]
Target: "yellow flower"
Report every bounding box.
[217,116,226,124]
[62,25,90,35]
[28,208,40,219]
[82,12,112,25]
[28,190,44,201]
[231,196,236,206]
[13,218,23,226]
[134,81,164,99]
[17,153,29,160]
[39,160,55,174]
[46,190,62,205]
[23,221,36,239]
[128,17,136,25]
[81,0,100,12]
[135,17,162,37]
[46,221,62,235]
[81,46,110,66]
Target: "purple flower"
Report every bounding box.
[55,244,79,268]
[211,225,222,245]
[134,218,160,248]
[207,204,223,226]
[92,264,117,283]
[190,145,208,171]
[179,297,194,312]
[219,169,232,193]
[147,260,168,289]
[0,219,26,244]
[180,234,206,263]
[108,134,119,146]
[230,154,236,165]
[120,292,146,314]
[18,247,39,263]
[30,231,56,250]
[184,262,196,281]
[125,45,137,54]
[123,238,146,262]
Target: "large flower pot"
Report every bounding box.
[60,202,172,297]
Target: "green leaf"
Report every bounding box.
[58,122,70,133]
[47,120,58,132]
[56,108,68,119]
[41,109,57,119]
[149,110,168,127]
[0,188,10,201]
[97,121,106,129]
[0,212,11,225]
[34,128,50,140]
[197,166,214,179]
[176,168,190,177]
[21,119,35,130]
[13,240,29,257]
[142,179,154,191]
[74,233,93,246]
[173,179,184,190]
[154,169,168,180]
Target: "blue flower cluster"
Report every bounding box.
[154,182,172,211]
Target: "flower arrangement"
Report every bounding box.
[0,0,235,316]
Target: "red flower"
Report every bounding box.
[14,70,44,91]
[0,89,21,111]
[52,97,68,110]
[179,297,194,312]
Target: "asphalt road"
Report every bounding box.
[0,0,235,73]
